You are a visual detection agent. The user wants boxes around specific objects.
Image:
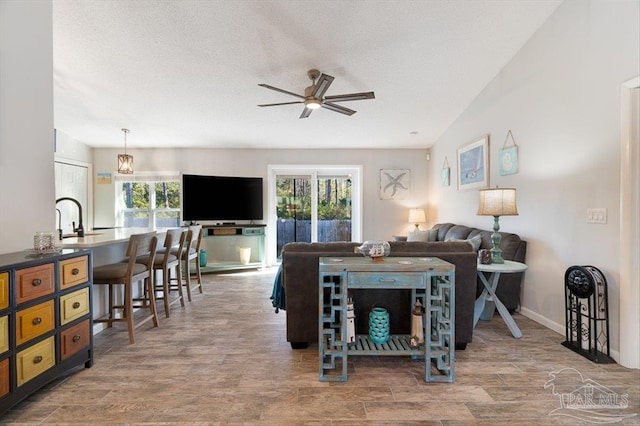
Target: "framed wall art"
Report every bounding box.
[441,157,450,187]
[499,129,519,176]
[457,134,489,191]
[380,169,410,199]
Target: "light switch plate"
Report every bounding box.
[587,208,607,224]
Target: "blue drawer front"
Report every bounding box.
[242,227,264,236]
[348,272,425,289]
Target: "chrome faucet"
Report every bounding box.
[55,197,85,237]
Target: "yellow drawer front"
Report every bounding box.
[59,256,89,290]
[0,316,8,354]
[0,358,9,397]
[16,263,54,304]
[0,272,8,310]
[60,319,90,360]
[60,288,90,325]
[16,300,55,346]
[16,336,55,386]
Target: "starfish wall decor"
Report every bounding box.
[380,169,410,200]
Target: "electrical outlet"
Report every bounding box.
[587,208,607,224]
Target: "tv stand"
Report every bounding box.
[200,225,265,273]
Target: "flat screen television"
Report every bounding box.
[182,174,264,222]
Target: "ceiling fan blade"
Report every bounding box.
[258,83,305,100]
[322,102,356,116]
[324,91,375,102]
[258,101,304,107]
[311,73,334,98]
[299,107,313,119]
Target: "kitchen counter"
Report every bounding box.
[60,227,171,249]
[60,227,173,268]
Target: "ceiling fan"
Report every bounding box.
[258,69,375,119]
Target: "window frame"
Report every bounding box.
[114,172,181,229]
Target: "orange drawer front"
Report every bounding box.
[60,287,90,325]
[60,319,90,360]
[16,300,55,346]
[16,336,55,386]
[59,256,89,290]
[0,272,8,310]
[0,316,8,354]
[0,358,9,397]
[16,263,54,304]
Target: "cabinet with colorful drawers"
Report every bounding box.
[0,249,93,415]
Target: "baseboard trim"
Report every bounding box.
[519,307,621,364]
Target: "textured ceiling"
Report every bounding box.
[52,0,562,150]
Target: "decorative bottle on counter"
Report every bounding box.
[410,299,424,347]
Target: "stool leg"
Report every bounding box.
[146,276,159,327]
[125,282,135,344]
[108,284,114,327]
[183,257,193,302]
[173,263,185,307]
[160,266,170,318]
[194,258,203,294]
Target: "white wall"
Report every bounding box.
[91,147,431,242]
[55,129,93,164]
[429,0,640,360]
[0,1,54,254]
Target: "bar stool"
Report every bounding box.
[182,225,203,301]
[93,231,159,344]
[142,228,187,318]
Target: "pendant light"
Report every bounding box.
[117,128,133,174]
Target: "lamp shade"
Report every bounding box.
[408,208,426,224]
[477,188,518,216]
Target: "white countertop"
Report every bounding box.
[60,227,171,249]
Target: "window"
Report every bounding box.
[115,173,181,228]
[268,165,362,264]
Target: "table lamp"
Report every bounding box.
[476,187,518,263]
[408,208,426,231]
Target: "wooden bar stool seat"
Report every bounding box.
[93,231,159,344]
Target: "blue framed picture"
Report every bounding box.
[457,135,489,191]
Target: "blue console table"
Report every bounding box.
[318,256,455,383]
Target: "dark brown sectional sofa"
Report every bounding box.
[279,223,526,351]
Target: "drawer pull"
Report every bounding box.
[32,317,42,325]
[72,301,81,309]
[33,355,43,364]
[71,268,80,276]
[378,278,397,283]
[32,278,42,286]
[72,335,81,343]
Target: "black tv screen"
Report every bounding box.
[182,174,264,222]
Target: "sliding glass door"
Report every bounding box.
[268,165,362,262]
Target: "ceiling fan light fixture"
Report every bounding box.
[305,98,322,109]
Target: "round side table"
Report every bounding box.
[474,260,527,338]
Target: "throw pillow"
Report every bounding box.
[407,230,430,242]
[428,229,438,242]
[448,235,482,251]
[467,235,482,251]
